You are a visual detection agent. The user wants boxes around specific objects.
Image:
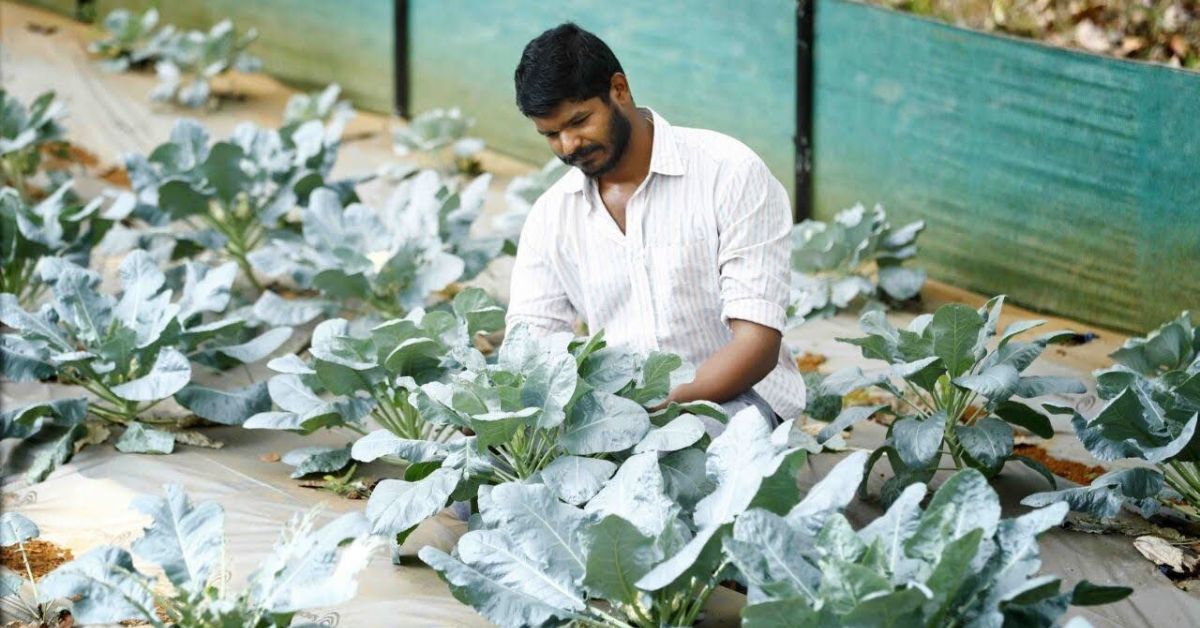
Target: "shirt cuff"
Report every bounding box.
[721,298,786,333]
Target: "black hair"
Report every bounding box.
[514,22,624,117]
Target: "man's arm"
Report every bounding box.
[666,319,781,405]
[667,156,792,407]
[505,201,577,335]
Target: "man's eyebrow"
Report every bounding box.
[539,112,591,136]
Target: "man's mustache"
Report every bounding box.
[562,144,602,166]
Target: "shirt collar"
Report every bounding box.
[561,107,686,195]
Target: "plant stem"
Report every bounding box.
[1162,460,1200,514]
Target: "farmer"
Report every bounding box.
[506,23,804,428]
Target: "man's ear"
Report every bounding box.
[609,72,631,105]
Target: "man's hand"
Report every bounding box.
[657,319,782,410]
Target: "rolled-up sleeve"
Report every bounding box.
[715,157,791,333]
[505,202,577,336]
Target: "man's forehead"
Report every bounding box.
[531,99,601,131]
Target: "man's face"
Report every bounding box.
[532,97,631,177]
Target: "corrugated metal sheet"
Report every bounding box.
[813,0,1200,332]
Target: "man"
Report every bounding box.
[506,23,804,425]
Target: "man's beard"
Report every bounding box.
[560,104,632,178]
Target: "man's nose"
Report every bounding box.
[560,131,582,156]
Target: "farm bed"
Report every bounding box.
[1,1,1198,626]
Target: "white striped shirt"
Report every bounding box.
[506,109,805,421]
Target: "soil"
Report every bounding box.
[795,352,827,373]
[97,165,131,188]
[1013,443,1107,486]
[1,538,74,579]
[40,141,100,172]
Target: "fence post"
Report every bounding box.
[795,0,815,222]
[394,0,410,118]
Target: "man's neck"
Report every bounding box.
[598,107,654,189]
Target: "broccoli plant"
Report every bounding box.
[812,297,1084,501]
[88,7,164,72]
[358,324,724,543]
[1024,311,1200,520]
[393,107,485,177]
[35,484,379,627]
[282,83,355,132]
[788,203,926,325]
[492,157,570,248]
[123,118,348,291]
[0,90,67,199]
[730,467,1131,627]
[1,251,290,481]
[243,288,505,477]
[248,180,480,320]
[419,408,829,628]
[0,183,116,307]
[149,20,262,108]
[1,513,73,627]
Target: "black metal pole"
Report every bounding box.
[795,0,815,222]
[394,0,410,118]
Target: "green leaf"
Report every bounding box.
[561,390,650,455]
[1070,581,1133,606]
[955,418,1014,472]
[366,468,460,535]
[350,430,447,463]
[907,470,1000,563]
[877,266,925,301]
[478,483,587,589]
[892,414,945,469]
[580,514,662,605]
[468,407,538,448]
[382,337,442,378]
[628,351,685,406]
[26,423,86,483]
[157,179,208,219]
[821,559,891,615]
[1013,376,1086,399]
[201,142,250,202]
[1013,455,1058,489]
[994,400,1054,438]
[111,347,191,401]
[38,546,154,624]
[539,455,617,506]
[1022,468,1164,520]
[1,335,55,382]
[1072,387,1196,463]
[579,346,638,394]
[742,599,820,628]
[211,326,292,364]
[282,446,351,478]
[953,363,1019,401]
[635,523,725,592]
[129,484,223,593]
[725,508,820,603]
[585,452,676,537]
[174,381,269,425]
[419,543,581,627]
[659,447,713,511]
[929,303,985,377]
[784,451,870,536]
[694,407,782,527]
[115,422,175,454]
[0,512,39,546]
[817,404,887,443]
[633,413,705,454]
